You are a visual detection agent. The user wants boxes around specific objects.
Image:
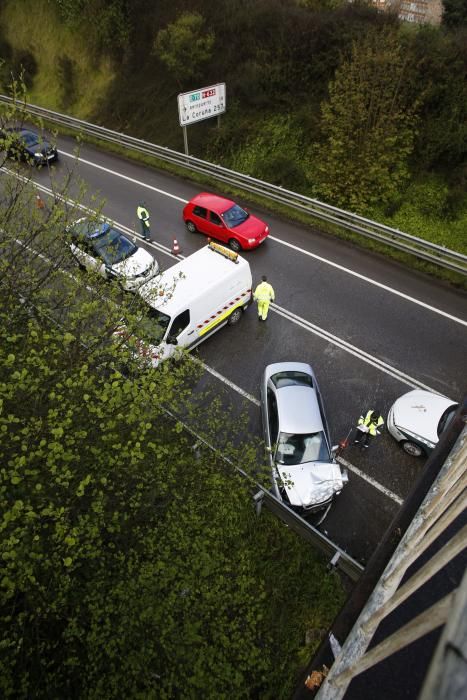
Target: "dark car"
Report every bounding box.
[183,192,269,252]
[1,127,58,166]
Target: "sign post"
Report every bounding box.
[177,83,226,156]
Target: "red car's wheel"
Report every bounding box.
[229,238,241,252]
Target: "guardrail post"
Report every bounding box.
[253,490,264,517]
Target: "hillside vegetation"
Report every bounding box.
[0,0,466,254]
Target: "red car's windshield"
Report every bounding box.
[221,204,249,229]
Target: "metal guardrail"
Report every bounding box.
[1,95,466,276]
[162,407,364,582]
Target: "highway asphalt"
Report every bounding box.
[25,134,467,564]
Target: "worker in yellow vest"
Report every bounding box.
[353,409,384,449]
[253,275,275,321]
[136,202,151,240]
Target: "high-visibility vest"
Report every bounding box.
[358,410,384,436]
[137,206,150,223]
[254,281,275,303]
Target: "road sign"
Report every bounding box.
[177,83,226,126]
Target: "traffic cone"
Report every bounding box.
[35,193,45,209]
[172,238,181,255]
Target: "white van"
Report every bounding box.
[134,242,252,366]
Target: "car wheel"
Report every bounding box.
[186,220,197,233]
[229,238,242,252]
[227,307,242,325]
[402,440,424,458]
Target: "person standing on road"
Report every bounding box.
[353,409,384,449]
[136,202,151,241]
[253,275,275,321]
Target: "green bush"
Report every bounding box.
[153,12,215,87]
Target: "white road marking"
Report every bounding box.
[272,303,445,396]
[58,149,467,328]
[269,236,467,327]
[59,149,187,203]
[2,169,447,505]
[9,174,446,396]
[337,456,403,504]
[192,357,260,406]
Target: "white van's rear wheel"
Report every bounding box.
[227,308,242,325]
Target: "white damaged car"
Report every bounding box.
[67,218,159,292]
[387,389,458,458]
[260,362,348,519]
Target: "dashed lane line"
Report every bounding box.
[56,149,467,328]
[269,235,467,328]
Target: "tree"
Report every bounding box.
[442,0,467,28]
[48,0,130,52]
[313,30,417,213]
[153,12,215,87]
[0,93,344,699]
[409,25,467,172]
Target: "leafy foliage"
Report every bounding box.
[442,0,467,27]
[153,12,215,87]
[2,0,466,251]
[48,0,130,51]
[312,30,417,212]
[409,25,467,172]
[223,114,310,191]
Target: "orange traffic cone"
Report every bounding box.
[35,193,45,209]
[172,238,181,255]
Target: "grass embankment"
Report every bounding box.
[0,0,114,117]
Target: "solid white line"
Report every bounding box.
[192,357,261,406]
[272,303,444,395]
[59,149,187,203]
[11,172,445,396]
[58,149,467,328]
[269,236,467,327]
[337,456,403,504]
[22,175,183,263]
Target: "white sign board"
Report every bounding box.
[177,83,226,126]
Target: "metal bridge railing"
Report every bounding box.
[314,417,467,699]
[1,96,466,276]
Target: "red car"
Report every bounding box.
[182,193,269,251]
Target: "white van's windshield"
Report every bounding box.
[136,308,171,345]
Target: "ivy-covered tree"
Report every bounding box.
[0,94,345,699]
[313,30,418,213]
